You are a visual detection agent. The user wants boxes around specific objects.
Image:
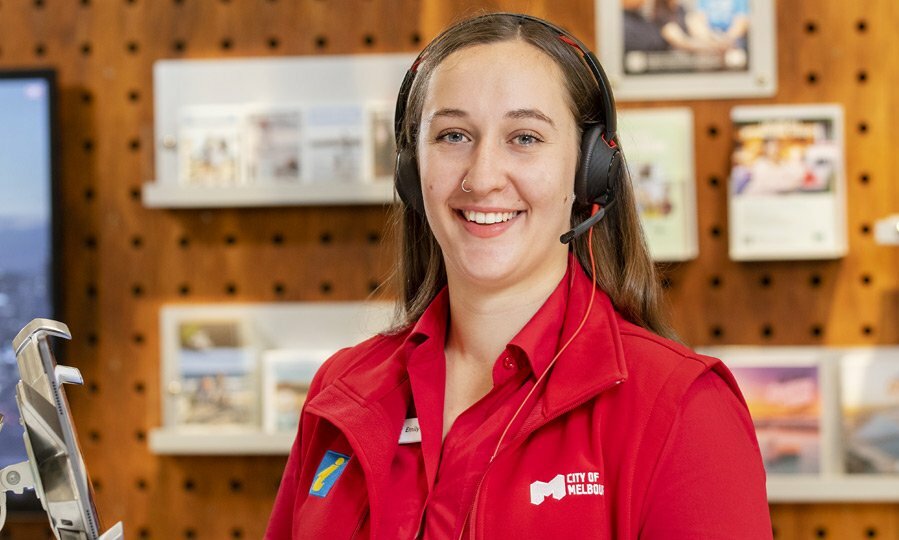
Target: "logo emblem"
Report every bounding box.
[530,474,566,505]
[529,472,605,505]
[309,450,351,498]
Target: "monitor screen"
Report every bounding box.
[0,69,56,512]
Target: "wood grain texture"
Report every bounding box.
[1,0,897,537]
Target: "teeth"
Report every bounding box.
[462,210,519,224]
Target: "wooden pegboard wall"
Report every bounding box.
[0,0,897,538]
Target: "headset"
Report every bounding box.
[392,12,622,244]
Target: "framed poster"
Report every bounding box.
[618,107,697,261]
[261,349,332,433]
[841,349,899,474]
[728,104,847,261]
[596,0,776,100]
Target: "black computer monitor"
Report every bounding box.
[0,68,58,513]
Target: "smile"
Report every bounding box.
[461,210,520,225]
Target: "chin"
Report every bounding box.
[450,245,567,290]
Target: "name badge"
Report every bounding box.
[399,417,422,444]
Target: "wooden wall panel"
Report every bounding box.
[0,0,897,538]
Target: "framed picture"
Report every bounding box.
[596,0,776,100]
[261,349,333,433]
[304,103,365,184]
[728,104,847,261]
[177,105,244,187]
[364,101,397,183]
[840,348,899,474]
[166,316,260,430]
[618,107,697,261]
[701,347,838,476]
[243,106,303,185]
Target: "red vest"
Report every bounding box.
[266,266,772,539]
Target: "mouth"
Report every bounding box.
[457,209,522,225]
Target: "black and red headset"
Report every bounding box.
[392,12,622,244]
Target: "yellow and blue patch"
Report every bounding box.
[309,450,351,498]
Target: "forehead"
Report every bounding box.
[423,40,572,112]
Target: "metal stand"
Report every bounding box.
[0,319,126,539]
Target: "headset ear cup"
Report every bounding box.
[578,125,620,204]
[395,149,424,214]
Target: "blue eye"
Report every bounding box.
[439,131,467,143]
[514,133,541,145]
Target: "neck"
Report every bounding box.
[444,258,568,366]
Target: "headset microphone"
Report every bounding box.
[560,196,616,244]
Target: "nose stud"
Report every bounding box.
[461,178,472,193]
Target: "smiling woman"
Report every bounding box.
[266,13,772,540]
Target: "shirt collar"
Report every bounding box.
[407,256,578,380]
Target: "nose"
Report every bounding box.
[463,140,508,195]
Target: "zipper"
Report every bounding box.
[457,378,625,540]
[350,508,370,539]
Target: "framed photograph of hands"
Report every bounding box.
[596,0,776,100]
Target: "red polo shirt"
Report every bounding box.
[380,268,572,538]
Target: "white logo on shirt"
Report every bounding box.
[529,472,605,505]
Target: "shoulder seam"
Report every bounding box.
[618,328,708,364]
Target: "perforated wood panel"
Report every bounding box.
[0,0,897,538]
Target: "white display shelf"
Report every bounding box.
[142,181,395,208]
[149,429,294,455]
[145,53,414,208]
[767,476,899,502]
[154,301,393,456]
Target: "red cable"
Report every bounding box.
[490,203,600,461]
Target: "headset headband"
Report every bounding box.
[393,12,617,147]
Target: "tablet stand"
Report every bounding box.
[0,319,124,539]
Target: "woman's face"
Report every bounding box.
[417,40,579,290]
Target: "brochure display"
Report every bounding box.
[144,54,414,208]
[701,346,899,502]
[152,302,392,455]
[175,102,393,191]
[617,107,697,261]
[596,0,776,100]
[728,104,847,261]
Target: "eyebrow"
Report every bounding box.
[426,107,556,128]
[428,108,467,122]
[505,108,555,128]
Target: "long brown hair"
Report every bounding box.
[387,12,678,341]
